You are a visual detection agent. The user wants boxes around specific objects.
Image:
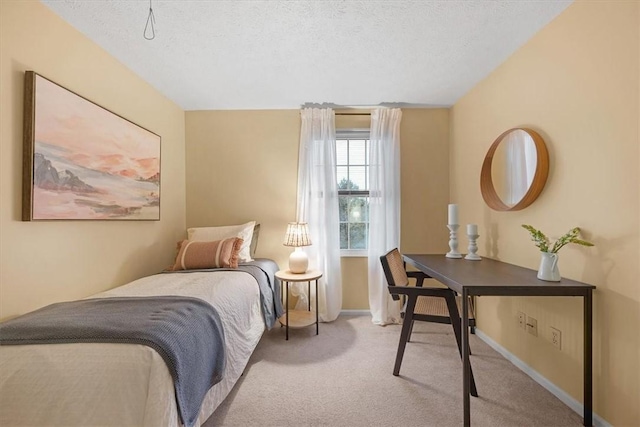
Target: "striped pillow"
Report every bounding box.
[170,238,243,271]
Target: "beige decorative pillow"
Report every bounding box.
[170,238,243,271]
[187,221,256,262]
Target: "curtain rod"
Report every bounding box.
[302,102,445,110]
[301,103,389,111]
[336,112,371,116]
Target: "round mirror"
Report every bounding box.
[480,128,549,211]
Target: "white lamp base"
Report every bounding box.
[288,248,308,274]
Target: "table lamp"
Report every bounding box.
[283,222,312,273]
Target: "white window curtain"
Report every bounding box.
[296,108,342,322]
[367,108,402,325]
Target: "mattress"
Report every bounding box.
[0,269,266,427]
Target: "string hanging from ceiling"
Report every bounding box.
[144,0,156,40]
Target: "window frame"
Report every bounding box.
[336,128,370,257]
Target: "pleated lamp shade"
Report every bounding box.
[283,222,312,273]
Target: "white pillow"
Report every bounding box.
[187,221,256,262]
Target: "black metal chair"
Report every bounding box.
[380,248,478,396]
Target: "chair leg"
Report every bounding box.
[410,278,423,343]
[407,320,415,343]
[400,297,414,342]
[444,292,478,397]
[393,295,417,376]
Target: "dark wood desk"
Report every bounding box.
[403,254,595,427]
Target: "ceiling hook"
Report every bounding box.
[144,0,156,40]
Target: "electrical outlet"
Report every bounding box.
[517,311,526,330]
[526,316,538,337]
[550,327,562,350]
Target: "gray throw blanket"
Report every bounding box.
[240,259,284,328]
[0,296,224,427]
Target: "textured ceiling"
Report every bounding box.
[41,0,572,111]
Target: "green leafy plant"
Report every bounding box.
[521,225,594,253]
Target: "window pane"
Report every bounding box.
[339,195,349,221]
[365,140,369,164]
[349,223,367,249]
[336,140,348,165]
[350,166,366,190]
[340,223,348,249]
[337,166,349,189]
[361,197,369,222]
[348,196,368,222]
[350,140,366,165]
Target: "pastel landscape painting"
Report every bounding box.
[28,74,160,220]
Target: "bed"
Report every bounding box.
[0,258,283,427]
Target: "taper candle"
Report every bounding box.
[448,204,458,225]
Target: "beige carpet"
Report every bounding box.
[204,315,583,426]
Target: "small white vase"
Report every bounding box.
[537,252,561,281]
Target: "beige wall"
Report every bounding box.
[450,1,639,425]
[185,110,300,271]
[0,1,187,320]
[186,109,450,310]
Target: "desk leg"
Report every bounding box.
[584,289,593,426]
[462,288,471,427]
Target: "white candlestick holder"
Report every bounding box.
[465,234,481,260]
[446,224,462,258]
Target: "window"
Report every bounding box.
[336,129,370,253]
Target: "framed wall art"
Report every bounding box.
[22,71,161,221]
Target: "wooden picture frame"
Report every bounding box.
[480,128,549,212]
[23,71,161,221]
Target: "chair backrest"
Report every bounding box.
[379,248,409,287]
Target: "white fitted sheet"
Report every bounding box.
[0,270,265,427]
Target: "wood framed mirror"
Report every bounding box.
[480,128,549,211]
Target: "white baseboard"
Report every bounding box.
[474,329,610,427]
[340,309,369,316]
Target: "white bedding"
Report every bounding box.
[0,270,265,427]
